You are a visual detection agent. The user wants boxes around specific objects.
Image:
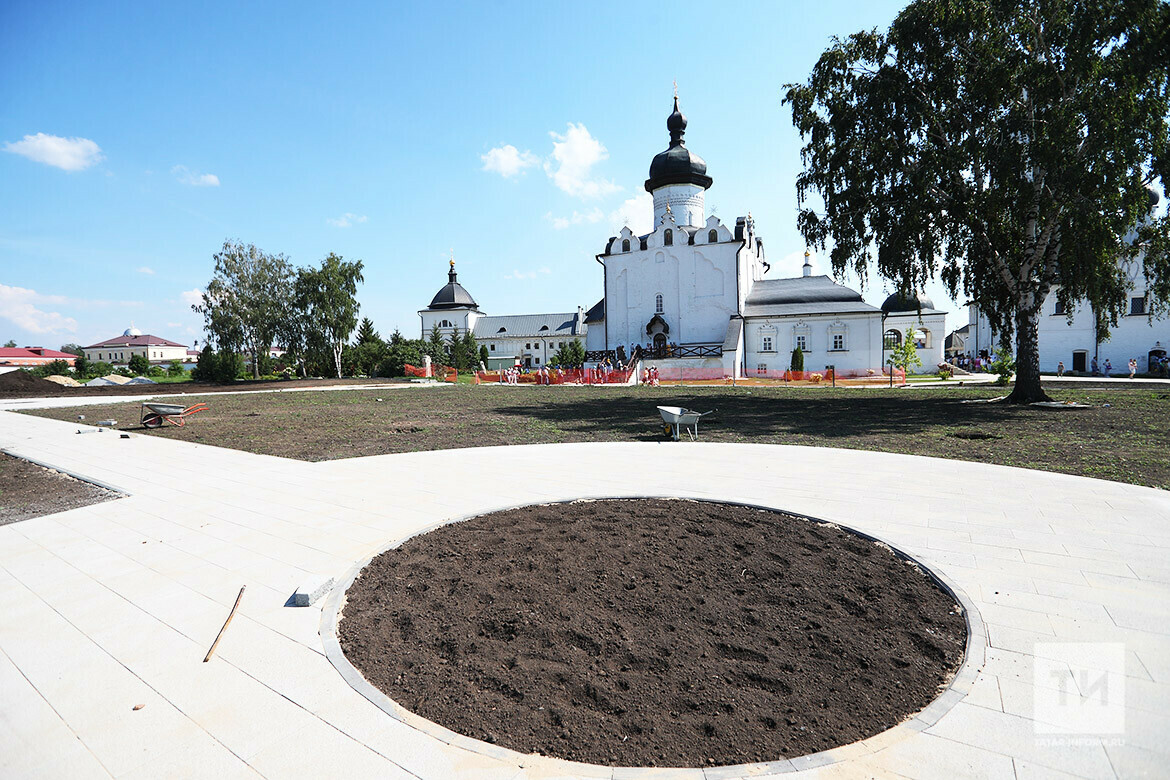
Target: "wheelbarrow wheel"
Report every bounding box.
[143,414,164,429]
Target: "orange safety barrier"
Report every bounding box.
[475,366,635,385]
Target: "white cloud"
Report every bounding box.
[137,266,155,275]
[544,123,619,199]
[481,144,540,177]
[171,165,220,187]
[609,191,654,236]
[327,212,368,228]
[3,133,104,171]
[503,267,552,280]
[0,284,78,334]
[179,289,204,307]
[167,322,182,328]
[545,208,604,230]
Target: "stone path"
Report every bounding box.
[1,409,1167,779]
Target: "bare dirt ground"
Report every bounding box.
[0,374,405,399]
[340,499,966,766]
[26,384,1170,489]
[0,452,120,525]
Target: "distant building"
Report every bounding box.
[83,326,188,365]
[945,325,970,359]
[419,260,588,370]
[0,346,78,367]
[880,292,947,369]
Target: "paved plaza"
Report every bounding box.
[1,406,1168,779]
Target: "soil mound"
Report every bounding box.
[339,499,967,767]
[0,371,61,396]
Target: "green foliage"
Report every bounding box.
[148,365,166,377]
[350,340,386,376]
[425,324,448,365]
[190,345,242,383]
[790,347,804,373]
[552,339,586,368]
[938,366,953,381]
[783,0,1170,402]
[29,359,72,378]
[194,239,294,379]
[58,343,84,357]
[88,361,113,379]
[191,346,216,382]
[73,355,91,377]
[990,345,1016,386]
[2,339,15,348]
[167,360,185,377]
[377,339,425,377]
[478,344,489,368]
[294,253,365,378]
[127,354,150,375]
[888,331,923,374]
[355,317,380,346]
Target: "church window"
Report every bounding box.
[1053,300,1065,315]
[832,334,845,351]
[762,336,773,352]
[526,343,531,349]
[622,239,630,252]
[914,329,930,348]
[490,344,495,351]
[535,357,540,364]
[709,229,718,243]
[664,229,673,246]
[1131,296,1147,315]
[883,329,902,349]
[795,335,807,351]
[655,294,664,314]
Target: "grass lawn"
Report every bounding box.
[26,384,1170,489]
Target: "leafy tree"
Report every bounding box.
[350,339,386,376]
[30,359,72,378]
[73,355,90,377]
[2,340,15,348]
[148,365,166,377]
[377,339,425,377]
[790,347,804,373]
[990,345,1017,386]
[888,330,923,375]
[193,240,294,379]
[425,324,449,365]
[479,344,490,368]
[127,354,150,375]
[59,343,84,357]
[214,351,245,383]
[167,360,185,377]
[552,339,586,367]
[88,361,113,379]
[354,317,380,346]
[294,253,365,378]
[191,345,216,382]
[784,0,1170,402]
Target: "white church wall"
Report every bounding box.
[744,314,882,373]
[884,311,947,369]
[652,183,706,227]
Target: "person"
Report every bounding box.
[1128,358,1137,379]
[1103,358,1112,377]
[1091,356,1099,376]
[1057,361,1065,377]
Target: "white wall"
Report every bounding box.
[884,311,947,369]
[743,313,883,373]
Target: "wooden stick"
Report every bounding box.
[203,586,246,663]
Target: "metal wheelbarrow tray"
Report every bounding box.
[657,406,715,441]
[141,401,209,429]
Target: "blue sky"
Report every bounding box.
[1,0,961,350]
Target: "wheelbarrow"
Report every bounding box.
[657,406,715,441]
[141,401,208,429]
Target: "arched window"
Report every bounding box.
[655,293,664,314]
[539,325,549,331]
[622,238,630,252]
[708,229,718,243]
[915,329,930,349]
[497,327,506,333]
[664,229,673,246]
[883,329,902,349]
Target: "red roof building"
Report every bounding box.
[83,327,190,364]
[0,347,78,367]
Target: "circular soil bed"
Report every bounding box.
[338,499,966,767]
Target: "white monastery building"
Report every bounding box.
[418,96,946,377]
[420,260,587,370]
[83,326,189,365]
[585,96,940,377]
[968,190,1168,373]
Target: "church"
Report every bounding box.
[421,95,944,377]
[583,96,940,377]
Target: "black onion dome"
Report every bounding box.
[428,264,478,310]
[881,292,936,313]
[644,96,713,193]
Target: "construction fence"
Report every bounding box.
[475,366,636,385]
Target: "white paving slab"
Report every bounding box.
[1,408,1167,779]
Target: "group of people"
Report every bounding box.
[1055,356,1143,378]
[955,353,995,372]
[641,366,661,386]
